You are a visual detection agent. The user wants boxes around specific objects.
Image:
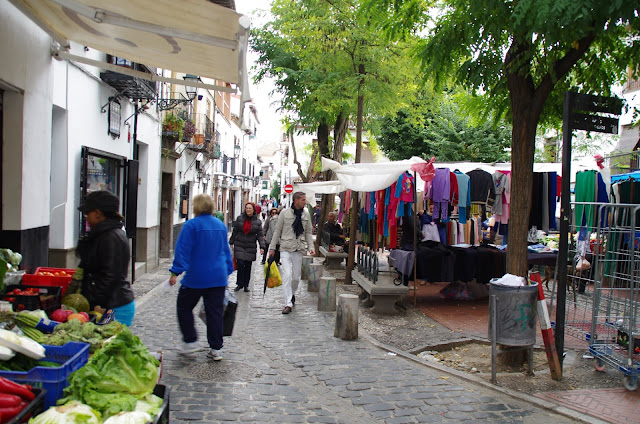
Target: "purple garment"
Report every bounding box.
[431,168,450,220]
[389,249,415,276]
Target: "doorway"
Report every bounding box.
[159,172,173,258]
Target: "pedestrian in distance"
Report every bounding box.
[169,194,234,361]
[75,190,135,325]
[261,207,280,264]
[269,192,314,314]
[229,202,265,292]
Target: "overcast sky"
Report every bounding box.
[236,1,286,144]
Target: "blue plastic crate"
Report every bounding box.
[0,342,89,409]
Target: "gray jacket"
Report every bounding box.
[268,207,313,253]
[263,215,279,245]
[229,213,265,261]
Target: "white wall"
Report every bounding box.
[135,111,161,228]
[1,2,54,231]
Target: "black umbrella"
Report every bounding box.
[263,255,277,297]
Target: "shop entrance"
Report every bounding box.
[159,172,173,258]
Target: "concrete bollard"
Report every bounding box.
[301,255,313,280]
[334,294,359,340]
[307,263,323,292]
[318,276,336,312]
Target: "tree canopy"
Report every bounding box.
[376,98,511,162]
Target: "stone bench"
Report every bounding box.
[319,245,348,269]
[351,270,408,314]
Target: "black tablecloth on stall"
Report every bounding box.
[396,243,557,284]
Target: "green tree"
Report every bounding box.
[270,181,281,200]
[365,0,640,276]
[252,0,423,277]
[376,101,511,162]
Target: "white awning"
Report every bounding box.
[321,156,432,192]
[9,0,250,98]
[293,181,346,203]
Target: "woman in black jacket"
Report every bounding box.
[76,191,135,325]
[229,202,265,292]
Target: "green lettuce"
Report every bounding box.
[59,328,159,417]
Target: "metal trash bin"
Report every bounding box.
[488,282,538,346]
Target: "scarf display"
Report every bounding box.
[293,207,304,237]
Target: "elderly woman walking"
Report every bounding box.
[229,202,265,292]
[169,194,234,360]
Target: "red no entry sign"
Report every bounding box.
[284,184,294,194]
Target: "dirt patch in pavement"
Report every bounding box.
[334,281,627,395]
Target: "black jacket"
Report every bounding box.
[324,221,344,245]
[229,213,265,261]
[77,219,134,309]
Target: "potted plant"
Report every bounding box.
[162,113,185,140]
[183,119,196,142]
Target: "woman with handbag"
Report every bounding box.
[169,194,234,360]
[229,202,265,292]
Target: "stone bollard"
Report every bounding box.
[307,263,323,292]
[318,276,336,312]
[301,255,313,280]
[334,294,358,340]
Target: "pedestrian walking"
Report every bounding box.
[262,208,280,264]
[229,202,265,292]
[269,192,314,314]
[75,190,135,325]
[169,194,234,360]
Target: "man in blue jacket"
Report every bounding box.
[169,194,234,361]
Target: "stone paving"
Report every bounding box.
[129,259,585,424]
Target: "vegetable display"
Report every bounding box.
[39,320,125,353]
[59,328,160,418]
[28,401,102,424]
[0,375,36,423]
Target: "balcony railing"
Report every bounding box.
[100,56,157,100]
[194,113,214,142]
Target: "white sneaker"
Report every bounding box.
[179,342,205,354]
[207,349,223,361]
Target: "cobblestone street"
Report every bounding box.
[129,259,589,424]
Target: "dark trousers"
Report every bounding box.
[262,246,280,263]
[177,285,225,350]
[236,259,253,288]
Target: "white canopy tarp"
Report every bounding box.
[321,156,429,192]
[10,0,250,98]
[293,180,346,204]
[433,160,598,184]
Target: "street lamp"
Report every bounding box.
[183,74,200,101]
[157,74,203,111]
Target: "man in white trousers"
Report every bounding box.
[268,192,314,314]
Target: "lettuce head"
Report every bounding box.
[59,328,159,417]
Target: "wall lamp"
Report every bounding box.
[157,74,203,111]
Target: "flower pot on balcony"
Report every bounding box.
[194,134,205,145]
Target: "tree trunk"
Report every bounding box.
[315,113,348,255]
[346,66,365,284]
[290,129,309,183]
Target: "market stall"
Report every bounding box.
[0,256,167,423]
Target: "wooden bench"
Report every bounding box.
[351,269,408,314]
[319,231,348,268]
